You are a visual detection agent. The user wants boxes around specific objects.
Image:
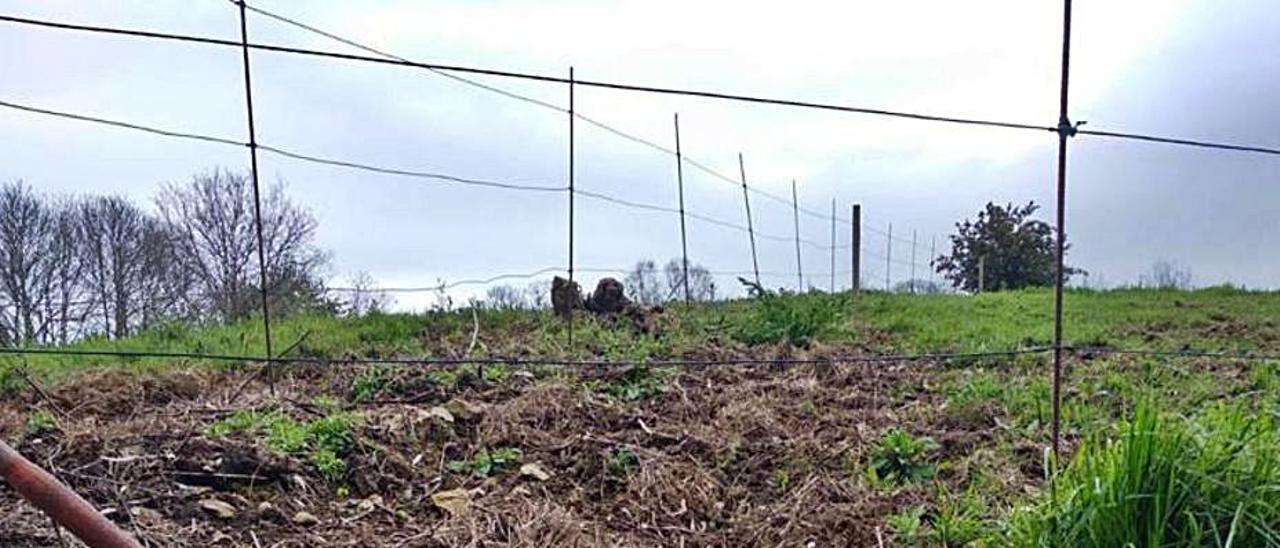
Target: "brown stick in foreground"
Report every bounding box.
[0,440,143,548]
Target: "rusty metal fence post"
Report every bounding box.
[0,440,142,548]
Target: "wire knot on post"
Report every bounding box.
[1057,116,1084,138]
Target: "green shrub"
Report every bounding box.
[732,291,843,346]
[1009,401,1280,547]
[868,428,940,486]
[208,409,356,484]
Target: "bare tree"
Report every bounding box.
[0,181,57,345]
[624,260,663,305]
[155,169,328,322]
[523,280,551,310]
[663,259,716,302]
[77,196,184,338]
[342,271,392,316]
[485,284,526,310]
[45,198,92,344]
[1140,260,1192,290]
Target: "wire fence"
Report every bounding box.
[3,1,1280,459]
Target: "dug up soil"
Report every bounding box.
[0,356,1035,547]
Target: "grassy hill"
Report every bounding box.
[2,286,1278,546]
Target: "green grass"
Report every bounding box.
[1009,400,1280,547]
[6,286,1280,546]
[7,287,1279,385]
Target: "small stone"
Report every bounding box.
[292,511,320,526]
[199,498,236,520]
[431,488,471,516]
[356,495,382,513]
[426,406,455,424]
[257,501,275,513]
[519,462,553,481]
[442,399,484,421]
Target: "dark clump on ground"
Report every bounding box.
[0,355,1030,547]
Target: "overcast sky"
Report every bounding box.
[2,0,1277,308]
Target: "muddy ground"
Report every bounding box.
[0,357,1039,547]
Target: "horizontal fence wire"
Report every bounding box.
[1,98,848,250]
[3,11,1276,160]
[0,345,1055,367]
[2,345,1276,369]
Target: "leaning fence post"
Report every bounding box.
[737,153,762,288]
[235,0,275,395]
[673,113,691,304]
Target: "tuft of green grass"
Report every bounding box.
[606,447,639,481]
[887,505,927,545]
[349,369,388,403]
[603,366,671,402]
[447,447,522,477]
[732,291,844,347]
[1008,400,1280,547]
[25,410,58,437]
[868,428,941,486]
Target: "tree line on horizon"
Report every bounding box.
[2,173,1200,348]
[0,170,331,347]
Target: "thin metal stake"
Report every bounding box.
[911,230,917,294]
[930,236,936,287]
[851,204,861,292]
[1052,0,1076,464]
[737,154,761,288]
[674,113,691,304]
[236,0,274,395]
[791,179,803,290]
[830,198,836,293]
[886,223,892,291]
[567,66,576,345]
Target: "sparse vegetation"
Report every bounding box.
[867,428,940,486]
[207,409,356,483]
[24,410,57,437]
[448,447,523,477]
[606,447,639,480]
[4,287,1280,546]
